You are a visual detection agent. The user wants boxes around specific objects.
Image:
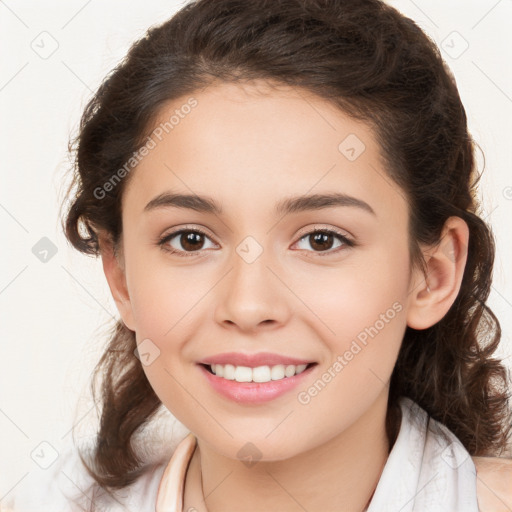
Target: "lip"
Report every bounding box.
[197,362,318,404]
[197,351,315,368]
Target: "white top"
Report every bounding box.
[2,397,480,511]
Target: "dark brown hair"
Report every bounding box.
[61,0,512,501]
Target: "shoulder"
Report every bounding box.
[472,456,512,512]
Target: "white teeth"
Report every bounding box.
[209,363,309,382]
[223,364,235,380]
[271,365,285,380]
[253,365,271,382]
[285,365,297,378]
[234,366,252,382]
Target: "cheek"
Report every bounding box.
[126,260,213,409]
[291,245,408,333]
[126,253,211,339]
[291,277,407,442]
[289,247,409,380]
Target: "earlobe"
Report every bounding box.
[98,234,136,331]
[406,216,469,330]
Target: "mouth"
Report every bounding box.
[197,361,318,404]
[199,362,318,382]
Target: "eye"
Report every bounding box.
[157,226,355,258]
[292,228,355,256]
[158,227,217,257]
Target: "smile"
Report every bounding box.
[206,363,311,382]
[197,362,318,404]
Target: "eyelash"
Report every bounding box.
[157,226,356,258]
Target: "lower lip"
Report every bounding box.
[197,363,317,404]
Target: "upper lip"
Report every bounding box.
[198,352,316,368]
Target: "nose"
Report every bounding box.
[213,244,291,333]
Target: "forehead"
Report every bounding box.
[122,80,407,226]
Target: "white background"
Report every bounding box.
[1,0,511,501]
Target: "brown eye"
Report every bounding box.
[294,229,354,256]
[179,231,206,251]
[158,228,216,256]
[308,232,336,251]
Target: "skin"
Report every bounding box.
[473,457,512,511]
[100,80,469,512]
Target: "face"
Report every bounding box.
[114,80,419,461]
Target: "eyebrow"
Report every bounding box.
[144,191,376,217]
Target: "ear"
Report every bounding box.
[98,232,136,331]
[406,216,470,330]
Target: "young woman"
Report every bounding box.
[5,0,512,510]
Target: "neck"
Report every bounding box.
[184,389,397,512]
